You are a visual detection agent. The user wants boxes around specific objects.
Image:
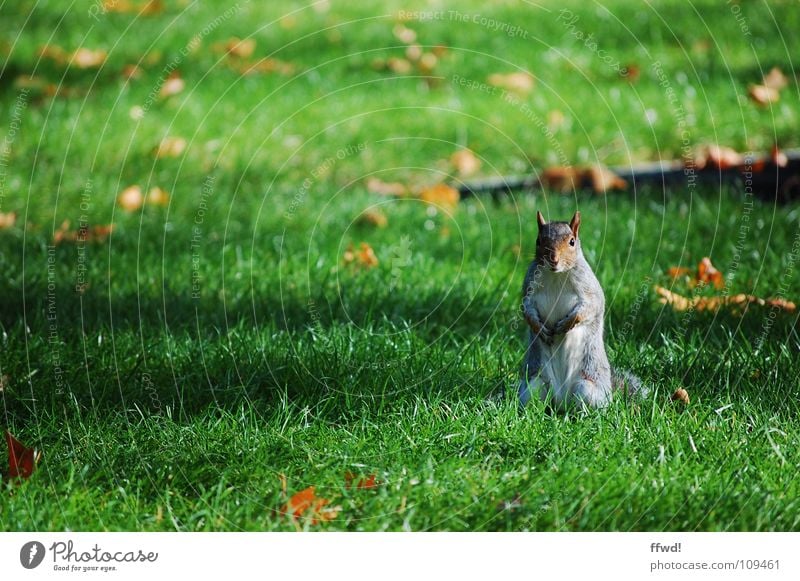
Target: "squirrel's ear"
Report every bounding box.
[536,211,546,228]
[570,211,581,236]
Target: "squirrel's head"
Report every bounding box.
[535,211,581,272]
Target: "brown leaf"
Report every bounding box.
[118,185,144,211]
[418,183,459,210]
[697,257,724,289]
[345,472,379,490]
[366,177,407,197]
[451,148,481,177]
[771,145,788,168]
[387,57,412,74]
[671,388,690,405]
[357,209,388,228]
[230,57,295,76]
[586,164,627,193]
[159,73,185,99]
[762,67,788,91]
[666,266,691,280]
[392,24,417,44]
[541,166,581,193]
[122,64,143,80]
[417,53,438,74]
[154,136,187,159]
[692,144,743,170]
[6,430,42,479]
[765,297,796,312]
[103,0,163,15]
[0,212,17,229]
[70,48,106,69]
[224,37,256,59]
[748,84,779,106]
[53,221,114,244]
[487,71,534,94]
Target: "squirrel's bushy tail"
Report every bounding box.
[611,368,649,398]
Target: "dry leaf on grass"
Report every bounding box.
[762,67,788,91]
[655,285,796,315]
[451,148,481,177]
[487,71,535,94]
[281,486,340,524]
[419,183,459,210]
[586,164,627,193]
[345,472,378,490]
[154,136,187,158]
[392,24,417,44]
[671,388,690,405]
[387,57,412,74]
[541,166,582,193]
[0,212,17,229]
[357,209,388,228]
[118,185,144,211]
[667,257,724,289]
[53,221,114,244]
[748,84,779,106]
[70,48,107,69]
[691,144,743,170]
[343,242,379,269]
[159,72,185,99]
[102,0,163,15]
[146,187,170,206]
[366,177,407,197]
[5,430,41,480]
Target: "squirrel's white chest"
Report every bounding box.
[533,278,585,390]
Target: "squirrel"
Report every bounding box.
[518,210,645,410]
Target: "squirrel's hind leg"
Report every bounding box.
[572,379,612,409]
[518,374,549,408]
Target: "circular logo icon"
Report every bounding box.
[20,541,46,569]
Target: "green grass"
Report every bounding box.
[1,0,799,531]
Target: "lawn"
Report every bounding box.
[1,0,799,531]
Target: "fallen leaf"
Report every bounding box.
[146,187,169,206]
[345,472,378,490]
[0,212,17,229]
[667,266,692,280]
[159,73,185,99]
[417,52,437,74]
[357,208,388,228]
[281,486,340,524]
[697,257,724,289]
[54,221,114,244]
[654,286,795,315]
[762,67,788,91]
[224,37,256,59]
[540,166,582,193]
[766,297,797,312]
[692,144,743,170]
[671,388,690,405]
[418,183,459,210]
[451,148,481,177]
[5,430,41,480]
[366,177,407,197]
[122,64,143,80]
[392,24,417,44]
[487,71,534,94]
[103,0,163,15]
[771,145,788,168]
[586,164,627,193]
[118,185,144,211]
[387,57,412,74]
[405,44,422,61]
[748,84,779,106]
[70,48,106,69]
[154,136,187,158]
[230,57,295,76]
[343,242,379,269]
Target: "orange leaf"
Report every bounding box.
[343,242,379,269]
[697,257,724,289]
[118,185,144,211]
[748,84,779,106]
[345,472,378,490]
[0,212,17,229]
[5,430,41,480]
[281,486,340,524]
[586,164,627,193]
[692,144,743,170]
[53,220,114,244]
[666,266,691,280]
[671,388,690,405]
[450,148,481,178]
[419,183,459,210]
[487,71,534,94]
[366,177,407,197]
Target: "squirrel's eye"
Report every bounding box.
[569,238,575,247]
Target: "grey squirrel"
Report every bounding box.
[519,210,645,409]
